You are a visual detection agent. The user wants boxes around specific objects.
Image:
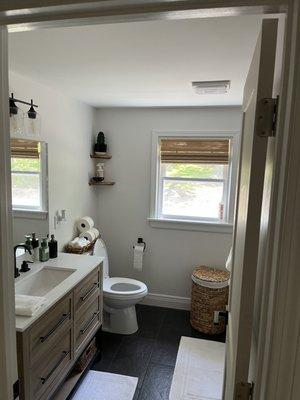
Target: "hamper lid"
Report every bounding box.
[192,265,230,288]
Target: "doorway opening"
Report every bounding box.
[3,8,287,400]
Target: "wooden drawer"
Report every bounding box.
[29,294,72,365]
[30,329,72,400]
[75,294,101,356]
[74,268,100,313]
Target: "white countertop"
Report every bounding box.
[15,252,103,332]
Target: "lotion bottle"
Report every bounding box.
[49,234,58,258]
[39,238,49,262]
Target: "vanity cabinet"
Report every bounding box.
[17,265,102,400]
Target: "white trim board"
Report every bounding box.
[148,217,233,233]
[141,292,191,310]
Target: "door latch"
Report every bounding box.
[214,310,229,325]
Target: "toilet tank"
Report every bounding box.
[93,239,109,278]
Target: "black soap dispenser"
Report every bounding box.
[49,234,58,258]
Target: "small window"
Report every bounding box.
[150,132,239,227]
[11,139,47,212]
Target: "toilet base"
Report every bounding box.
[103,305,138,335]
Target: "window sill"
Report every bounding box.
[13,210,48,220]
[148,218,233,233]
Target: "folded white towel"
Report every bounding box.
[68,237,90,249]
[15,294,48,317]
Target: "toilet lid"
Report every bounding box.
[104,277,148,296]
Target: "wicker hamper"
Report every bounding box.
[190,265,230,335]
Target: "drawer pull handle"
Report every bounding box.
[80,311,100,335]
[81,283,99,302]
[40,350,70,385]
[40,312,71,343]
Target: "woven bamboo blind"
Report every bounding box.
[160,138,229,164]
[11,139,40,159]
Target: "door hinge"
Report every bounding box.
[13,379,19,399]
[235,381,254,400]
[256,97,279,137]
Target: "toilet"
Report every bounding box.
[93,238,148,335]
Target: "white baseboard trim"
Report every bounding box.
[141,292,191,310]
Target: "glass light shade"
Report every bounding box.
[10,109,25,137]
[24,111,41,137]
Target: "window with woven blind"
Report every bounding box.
[11,139,40,159]
[10,139,46,211]
[160,139,229,164]
[150,132,239,228]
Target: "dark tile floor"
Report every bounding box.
[91,305,225,400]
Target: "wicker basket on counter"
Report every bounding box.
[65,239,97,254]
[190,265,230,335]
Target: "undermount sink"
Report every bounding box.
[15,266,76,297]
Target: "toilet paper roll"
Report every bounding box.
[89,227,100,239]
[77,216,94,233]
[133,244,144,271]
[79,229,96,242]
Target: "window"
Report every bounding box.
[150,132,239,231]
[11,139,47,212]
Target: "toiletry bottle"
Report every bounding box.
[31,233,39,262]
[39,238,49,262]
[49,234,58,258]
[24,235,33,253]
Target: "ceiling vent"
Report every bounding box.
[192,80,231,95]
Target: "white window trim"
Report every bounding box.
[149,130,240,232]
[11,141,49,215]
[12,210,48,220]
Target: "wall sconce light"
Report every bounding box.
[54,210,67,230]
[25,99,41,137]
[9,94,25,136]
[9,93,40,137]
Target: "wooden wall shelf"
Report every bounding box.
[89,180,115,186]
[90,153,112,159]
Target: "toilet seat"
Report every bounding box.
[104,277,148,299]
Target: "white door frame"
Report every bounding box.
[0,26,18,400]
[1,1,300,399]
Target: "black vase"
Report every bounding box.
[94,143,107,153]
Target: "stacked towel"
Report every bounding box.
[15,294,48,317]
[68,237,90,249]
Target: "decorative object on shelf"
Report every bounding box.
[92,162,105,182]
[94,131,107,155]
[9,93,40,137]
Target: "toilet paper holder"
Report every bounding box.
[133,237,146,252]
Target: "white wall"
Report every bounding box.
[94,107,242,299]
[10,72,98,249]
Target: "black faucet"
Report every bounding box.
[14,244,32,278]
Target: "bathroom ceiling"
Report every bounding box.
[9,16,264,107]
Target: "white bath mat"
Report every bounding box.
[70,370,138,400]
[169,337,225,400]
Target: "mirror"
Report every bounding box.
[11,139,49,245]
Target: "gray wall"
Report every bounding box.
[10,72,98,249]
[94,107,242,299]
